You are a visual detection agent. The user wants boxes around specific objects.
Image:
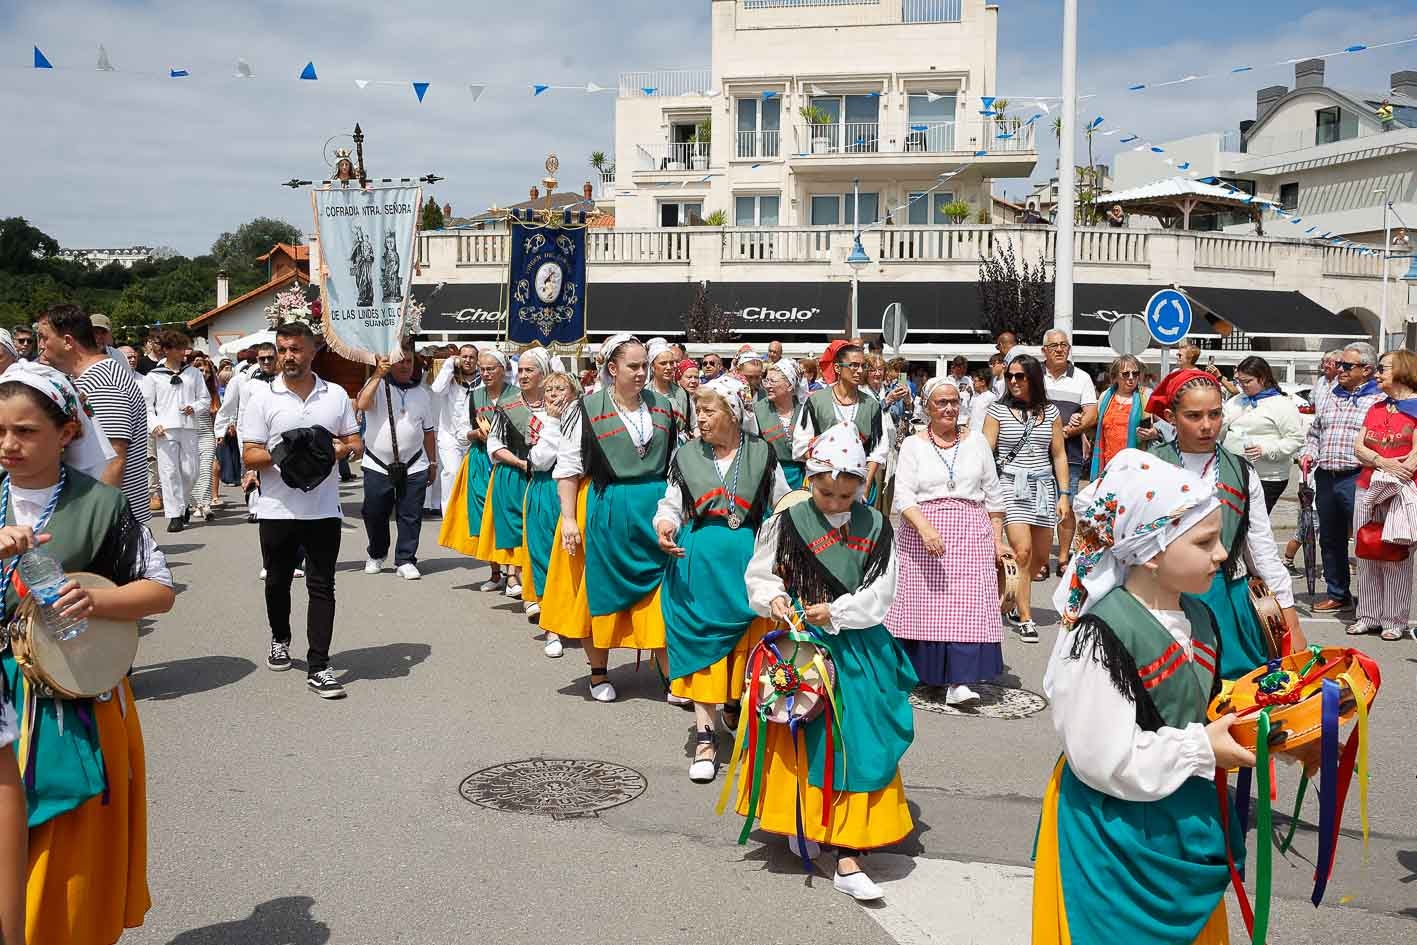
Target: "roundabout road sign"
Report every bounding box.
[1145,289,1193,346]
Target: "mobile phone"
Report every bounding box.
[1139,416,1154,430]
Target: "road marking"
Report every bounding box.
[863,855,1034,945]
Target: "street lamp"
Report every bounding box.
[1053,0,1078,338]
[1376,187,1391,335]
[848,177,870,338]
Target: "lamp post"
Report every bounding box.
[847,176,870,339]
[1053,0,1078,338]
[1376,187,1391,336]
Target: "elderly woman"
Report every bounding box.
[983,354,1068,643]
[656,377,788,783]
[884,379,1009,706]
[675,358,700,397]
[1221,355,1304,513]
[1350,349,1417,641]
[753,358,806,490]
[1090,355,1158,479]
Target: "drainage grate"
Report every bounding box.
[459,759,647,818]
[909,684,1048,719]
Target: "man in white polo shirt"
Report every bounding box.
[1040,328,1098,578]
[241,322,361,699]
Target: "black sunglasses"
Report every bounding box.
[1006,372,1028,381]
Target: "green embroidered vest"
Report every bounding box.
[656,384,691,431]
[496,399,537,464]
[1085,588,1219,728]
[784,500,885,594]
[753,399,801,464]
[673,436,772,526]
[804,387,882,454]
[581,387,675,482]
[470,385,516,454]
[1153,442,1249,577]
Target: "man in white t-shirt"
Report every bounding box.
[428,344,480,514]
[1041,329,1098,573]
[355,346,437,581]
[241,323,361,699]
[144,330,207,532]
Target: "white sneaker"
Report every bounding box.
[364,558,386,575]
[525,601,541,618]
[833,869,884,901]
[479,577,504,592]
[589,679,617,703]
[946,684,981,706]
[293,569,305,579]
[667,692,693,708]
[190,507,206,522]
[788,835,822,861]
[543,634,563,658]
[396,563,421,580]
[258,568,267,581]
[504,580,523,597]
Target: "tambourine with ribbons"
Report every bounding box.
[715,610,845,872]
[1208,646,1381,945]
[997,552,1021,609]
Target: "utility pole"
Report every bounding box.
[1053,0,1078,338]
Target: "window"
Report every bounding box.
[736,98,781,158]
[906,191,956,224]
[1278,182,1299,211]
[905,93,957,152]
[808,94,880,153]
[660,201,703,227]
[734,194,781,226]
[1314,106,1358,145]
[810,193,879,226]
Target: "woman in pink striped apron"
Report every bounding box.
[884,378,1011,705]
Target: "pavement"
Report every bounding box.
[123,479,1416,944]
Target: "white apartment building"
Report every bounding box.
[1113,60,1417,243]
[610,0,1035,230]
[54,245,155,268]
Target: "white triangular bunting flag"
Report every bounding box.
[1037,100,1050,112]
[811,84,828,97]
[354,79,369,89]
[96,45,114,71]
[586,82,604,93]
[468,84,486,101]
[926,90,944,103]
[234,58,253,78]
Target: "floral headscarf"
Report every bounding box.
[805,422,868,481]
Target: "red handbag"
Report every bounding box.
[1355,521,1410,561]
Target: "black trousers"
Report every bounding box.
[1260,477,1287,513]
[362,467,429,566]
[260,518,341,673]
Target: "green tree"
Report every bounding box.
[0,217,61,272]
[210,217,302,291]
[419,197,445,231]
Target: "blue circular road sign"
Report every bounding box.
[1145,289,1193,345]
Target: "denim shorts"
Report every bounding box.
[1059,462,1084,498]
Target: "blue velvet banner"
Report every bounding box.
[506,215,587,349]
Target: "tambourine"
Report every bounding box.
[1246,576,1289,658]
[998,552,1021,608]
[772,489,811,514]
[1207,646,1380,753]
[743,619,837,725]
[476,416,493,437]
[7,572,140,699]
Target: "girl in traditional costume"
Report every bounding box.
[0,370,177,945]
[546,335,679,702]
[438,349,517,589]
[740,422,917,902]
[520,365,576,658]
[1035,449,1255,945]
[793,344,890,505]
[646,338,693,439]
[753,358,806,491]
[656,377,788,783]
[1147,370,1305,678]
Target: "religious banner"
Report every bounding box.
[506,212,587,351]
[312,183,421,363]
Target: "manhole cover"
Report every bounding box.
[909,684,1048,719]
[458,759,646,818]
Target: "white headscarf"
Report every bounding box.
[646,337,673,365]
[518,347,552,377]
[0,330,16,361]
[701,375,749,424]
[1,361,116,480]
[597,332,640,389]
[804,422,868,481]
[1053,448,1219,625]
[767,358,801,401]
[736,348,765,368]
[480,348,511,372]
[921,376,953,404]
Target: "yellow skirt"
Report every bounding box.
[1032,759,1230,945]
[670,617,772,703]
[734,723,912,850]
[591,587,666,651]
[437,454,479,557]
[474,475,528,569]
[27,680,149,945]
[538,481,592,641]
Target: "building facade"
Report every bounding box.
[610,0,1035,230]
[55,246,155,268]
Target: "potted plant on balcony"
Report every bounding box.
[703,209,729,226]
[690,120,711,171]
[800,105,834,154]
[590,150,615,184]
[942,200,972,224]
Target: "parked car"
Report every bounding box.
[1280,383,1314,435]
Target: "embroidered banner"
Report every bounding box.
[506,215,587,351]
[312,184,421,363]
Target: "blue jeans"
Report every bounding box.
[1315,467,1359,603]
[362,467,429,566]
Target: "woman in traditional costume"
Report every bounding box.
[753,358,805,491]
[885,378,1009,706]
[0,369,177,945]
[1147,369,1304,677]
[675,358,701,401]
[647,339,693,439]
[525,370,579,658]
[438,349,517,589]
[1035,449,1254,945]
[546,335,679,702]
[480,350,554,600]
[656,377,788,783]
[740,423,917,902]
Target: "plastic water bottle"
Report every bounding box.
[17,549,87,641]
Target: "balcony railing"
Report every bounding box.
[586,229,692,263]
[903,120,955,153]
[723,228,839,262]
[635,142,712,172]
[1195,234,1273,271]
[903,0,962,22]
[736,129,782,159]
[617,69,712,98]
[795,118,1033,157]
[802,121,881,154]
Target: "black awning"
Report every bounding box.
[1180,287,1367,338]
[587,282,700,335]
[708,282,850,335]
[1074,284,1219,336]
[856,282,982,333]
[412,282,505,335]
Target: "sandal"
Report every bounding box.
[1032,565,1049,582]
[1055,559,1070,578]
[1345,621,1375,636]
[1380,626,1406,641]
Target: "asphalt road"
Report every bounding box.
[121,480,1416,944]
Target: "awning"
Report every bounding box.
[411,283,505,335]
[1074,284,1220,336]
[708,282,849,335]
[1179,287,1367,338]
[856,282,981,333]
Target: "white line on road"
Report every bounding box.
[862,855,1034,945]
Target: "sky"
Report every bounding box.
[2,0,1415,256]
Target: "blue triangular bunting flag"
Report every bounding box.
[170,68,189,78]
[413,82,429,102]
[534,84,550,96]
[300,61,318,80]
[640,86,655,96]
[761,90,776,100]
[34,46,53,69]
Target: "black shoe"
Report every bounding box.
[247,513,258,524]
[267,640,292,671]
[182,508,192,525]
[307,669,346,699]
[166,518,184,533]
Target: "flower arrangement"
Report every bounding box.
[402,296,425,337]
[264,283,322,335]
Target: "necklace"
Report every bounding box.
[709,433,746,529]
[927,428,962,490]
[614,393,651,458]
[1199,448,1220,480]
[0,467,67,619]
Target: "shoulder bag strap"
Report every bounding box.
[384,380,401,463]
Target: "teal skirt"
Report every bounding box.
[1185,571,1269,680]
[524,470,557,597]
[464,445,492,539]
[2,654,105,827]
[1056,766,1241,945]
[586,477,668,617]
[663,520,759,679]
[780,460,805,492]
[490,463,529,552]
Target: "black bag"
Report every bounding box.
[383,380,409,494]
